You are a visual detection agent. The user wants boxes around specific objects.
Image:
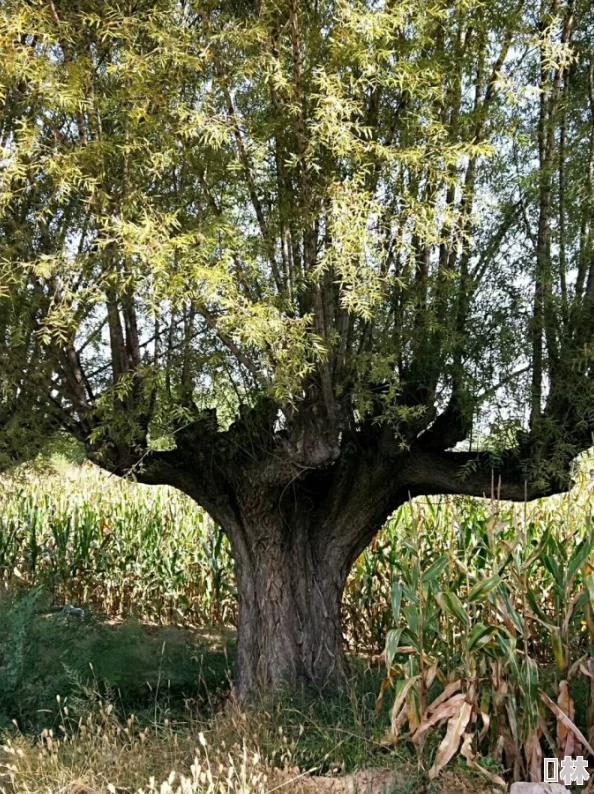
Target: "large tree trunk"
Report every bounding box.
[132,423,572,702]
[181,441,399,701]
[234,521,350,698]
[217,489,368,700]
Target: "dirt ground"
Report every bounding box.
[271,766,503,793]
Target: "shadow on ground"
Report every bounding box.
[0,590,235,731]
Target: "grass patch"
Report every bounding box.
[206,660,404,775]
[0,590,394,770]
[0,590,234,732]
[0,591,502,793]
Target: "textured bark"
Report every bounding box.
[232,514,349,698]
[199,453,393,700]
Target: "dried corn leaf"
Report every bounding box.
[541,691,594,757]
[428,700,472,780]
[460,732,506,789]
[413,693,467,748]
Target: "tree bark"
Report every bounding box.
[232,513,350,698]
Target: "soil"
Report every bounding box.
[271,766,504,793]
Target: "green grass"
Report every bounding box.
[0,586,406,776]
[0,587,389,770]
[0,589,434,794]
[0,589,235,732]
[0,588,387,761]
[230,661,403,774]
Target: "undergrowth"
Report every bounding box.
[0,645,471,794]
[0,591,234,733]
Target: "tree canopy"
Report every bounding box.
[2,0,594,696]
[2,0,594,482]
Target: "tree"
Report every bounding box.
[1,0,594,699]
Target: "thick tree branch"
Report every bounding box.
[401,449,569,501]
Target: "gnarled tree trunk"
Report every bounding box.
[202,467,387,700]
[131,422,570,702]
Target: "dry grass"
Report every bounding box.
[0,715,499,794]
[2,702,269,794]
[0,668,495,794]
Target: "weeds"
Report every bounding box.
[0,664,407,794]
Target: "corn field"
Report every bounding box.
[368,469,594,786]
[0,464,236,625]
[3,461,594,784]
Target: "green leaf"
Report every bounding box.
[499,585,525,634]
[526,587,555,629]
[521,656,539,699]
[385,628,403,669]
[585,573,594,610]
[402,605,419,635]
[523,526,553,570]
[549,627,566,673]
[543,555,564,589]
[467,574,502,603]
[496,634,519,673]
[435,591,470,626]
[402,583,419,606]
[391,579,403,623]
[466,623,500,653]
[568,539,592,582]
[400,629,420,653]
[422,555,449,583]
